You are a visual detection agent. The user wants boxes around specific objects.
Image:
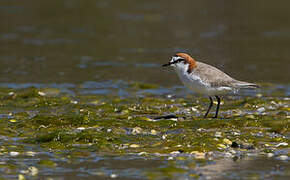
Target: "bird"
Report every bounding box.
[162,53,259,118]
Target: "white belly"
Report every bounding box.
[175,70,232,95]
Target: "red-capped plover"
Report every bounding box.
[162,53,259,118]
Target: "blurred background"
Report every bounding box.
[0,0,289,88]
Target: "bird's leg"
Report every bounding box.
[204,96,213,118]
[214,96,221,118]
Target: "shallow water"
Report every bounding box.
[0,0,289,179]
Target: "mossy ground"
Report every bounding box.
[0,84,288,179]
[0,85,288,154]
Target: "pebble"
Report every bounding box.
[132,127,142,135]
[129,144,140,148]
[170,151,181,155]
[267,105,276,110]
[150,129,157,135]
[28,166,38,176]
[224,152,233,158]
[167,95,173,98]
[110,174,118,178]
[162,134,167,139]
[142,117,154,121]
[217,144,227,149]
[229,149,236,154]
[257,107,265,113]
[18,174,26,180]
[10,119,17,123]
[245,114,255,119]
[215,132,222,138]
[191,107,198,112]
[197,128,206,132]
[267,153,274,158]
[232,132,241,136]
[275,142,288,147]
[246,152,258,157]
[223,138,232,145]
[70,100,78,104]
[137,152,147,156]
[277,155,288,161]
[37,91,46,96]
[190,151,205,159]
[10,151,20,156]
[169,118,178,121]
[77,127,86,131]
[25,151,37,156]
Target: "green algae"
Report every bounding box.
[0,85,288,156]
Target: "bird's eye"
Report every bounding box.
[177,59,185,63]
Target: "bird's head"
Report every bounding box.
[162,53,197,74]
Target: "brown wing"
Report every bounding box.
[194,62,238,87]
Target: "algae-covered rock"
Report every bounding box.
[0,86,287,157]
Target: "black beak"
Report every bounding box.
[162,62,171,67]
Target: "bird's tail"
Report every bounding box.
[233,81,260,89]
